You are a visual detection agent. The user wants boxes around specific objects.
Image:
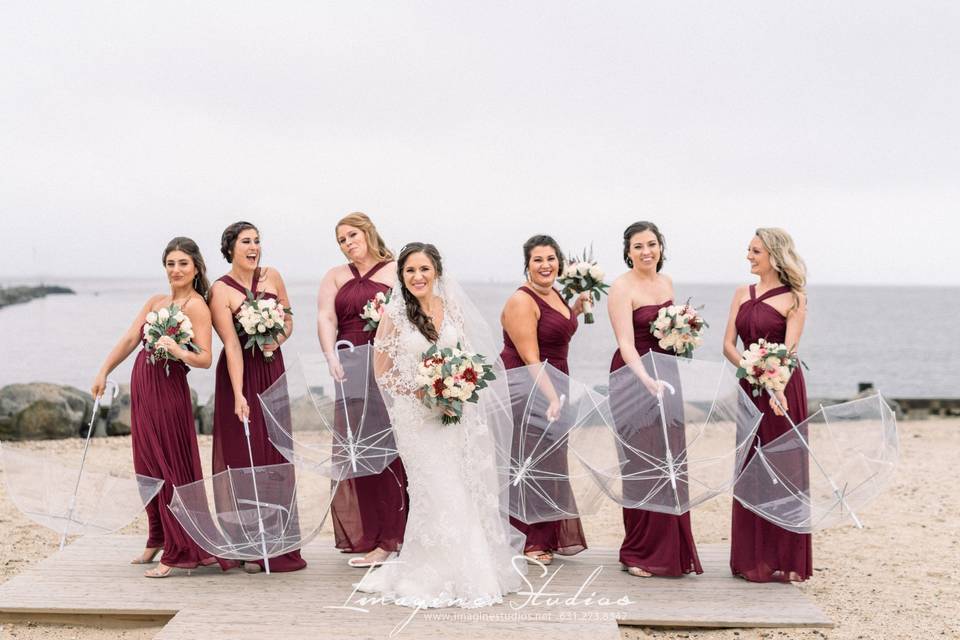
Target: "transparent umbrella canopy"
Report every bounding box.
[733,393,899,532]
[0,380,163,549]
[258,344,399,482]
[496,361,610,524]
[168,417,332,574]
[576,351,763,515]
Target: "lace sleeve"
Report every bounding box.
[373,288,418,402]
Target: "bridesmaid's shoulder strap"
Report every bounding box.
[348,263,361,280]
[748,284,757,300]
[756,285,792,302]
[218,275,246,295]
[518,286,546,307]
[252,267,263,292]
[363,261,389,280]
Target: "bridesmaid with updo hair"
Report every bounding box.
[500,234,590,564]
[209,221,306,573]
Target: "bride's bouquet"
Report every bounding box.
[557,247,609,324]
[236,290,291,360]
[415,342,496,425]
[736,339,801,397]
[649,299,708,358]
[360,291,391,332]
[143,304,199,375]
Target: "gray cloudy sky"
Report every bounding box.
[1,1,957,285]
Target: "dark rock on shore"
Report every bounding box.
[0,285,75,309]
[0,383,93,440]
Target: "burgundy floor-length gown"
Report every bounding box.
[501,286,587,556]
[730,284,813,582]
[609,300,703,576]
[130,322,215,569]
[330,261,408,553]
[212,271,306,572]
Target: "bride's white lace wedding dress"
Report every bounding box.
[355,281,523,609]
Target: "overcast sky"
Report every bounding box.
[1,2,957,285]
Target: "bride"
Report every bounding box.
[356,242,524,608]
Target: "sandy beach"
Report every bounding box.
[1,419,957,639]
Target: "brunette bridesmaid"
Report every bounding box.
[209,221,306,573]
[607,221,702,577]
[91,237,218,578]
[723,227,812,582]
[499,235,589,564]
[316,212,408,568]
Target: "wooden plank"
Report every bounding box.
[0,535,830,638]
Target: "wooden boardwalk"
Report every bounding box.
[0,536,829,639]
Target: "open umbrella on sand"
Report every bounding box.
[733,393,899,532]
[0,380,164,549]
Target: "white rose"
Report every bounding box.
[157,308,170,322]
[257,323,266,333]
[588,264,604,281]
[174,311,186,323]
[145,311,158,324]
[142,323,152,336]
[265,319,275,329]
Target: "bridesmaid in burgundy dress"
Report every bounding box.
[92,237,218,578]
[608,221,702,577]
[500,235,589,564]
[723,227,812,582]
[209,221,306,573]
[316,212,408,568]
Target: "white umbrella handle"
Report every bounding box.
[242,416,272,573]
[60,380,119,550]
[648,355,682,513]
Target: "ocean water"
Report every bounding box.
[1,278,958,401]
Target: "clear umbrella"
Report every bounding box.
[0,380,164,548]
[168,416,331,574]
[258,343,399,482]
[576,351,763,515]
[733,393,899,532]
[497,361,609,524]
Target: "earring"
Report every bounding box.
[626,257,634,268]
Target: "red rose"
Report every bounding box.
[463,367,478,383]
[432,378,446,396]
[166,326,178,336]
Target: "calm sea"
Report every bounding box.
[1,278,958,401]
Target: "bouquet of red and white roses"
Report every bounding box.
[735,339,802,397]
[415,342,496,425]
[649,299,709,358]
[557,247,609,324]
[235,290,292,360]
[360,291,391,332]
[143,304,199,375]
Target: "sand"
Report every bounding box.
[1,421,958,639]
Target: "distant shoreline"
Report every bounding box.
[0,285,75,309]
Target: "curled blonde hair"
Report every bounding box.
[755,227,807,312]
[335,212,394,262]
